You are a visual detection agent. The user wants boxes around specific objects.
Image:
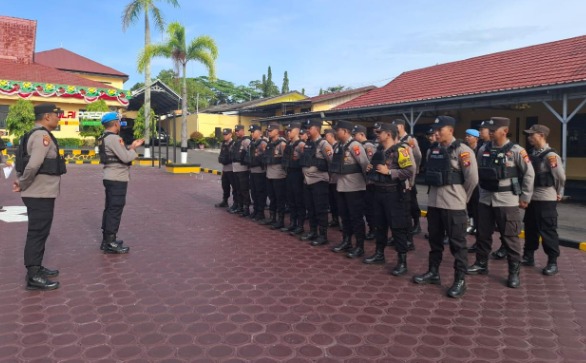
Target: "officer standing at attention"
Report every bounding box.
[522,124,566,275]
[352,124,377,240]
[13,104,66,290]
[413,116,478,298]
[330,121,369,257]
[246,125,268,221]
[215,128,236,209]
[324,129,340,229]
[300,129,308,143]
[281,122,306,233]
[299,119,333,245]
[363,123,414,276]
[261,123,287,229]
[98,112,143,254]
[230,125,252,216]
[464,128,481,251]
[467,117,535,288]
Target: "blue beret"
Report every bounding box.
[466,129,480,137]
[101,112,119,124]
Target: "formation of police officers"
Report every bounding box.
[12,105,142,291]
[217,115,566,298]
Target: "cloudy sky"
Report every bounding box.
[4,0,586,95]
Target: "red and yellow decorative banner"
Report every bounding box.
[0,80,131,106]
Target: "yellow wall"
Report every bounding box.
[255,93,306,107]
[75,74,125,90]
[162,113,256,141]
[312,91,373,112]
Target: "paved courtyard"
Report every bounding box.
[1,165,585,362]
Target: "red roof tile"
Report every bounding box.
[35,48,128,79]
[0,60,117,89]
[336,35,586,110]
[307,86,376,103]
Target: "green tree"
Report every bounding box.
[139,21,218,163]
[6,99,35,138]
[79,100,109,139]
[122,0,180,157]
[301,88,305,95]
[281,71,289,94]
[133,104,156,140]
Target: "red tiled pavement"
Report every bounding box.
[1,166,585,362]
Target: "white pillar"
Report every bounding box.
[181,151,187,164]
[144,147,151,159]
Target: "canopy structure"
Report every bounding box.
[128,79,182,115]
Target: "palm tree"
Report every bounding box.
[138,21,218,164]
[122,0,180,159]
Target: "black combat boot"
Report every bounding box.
[412,263,441,285]
[259,211,276,225]
[331,234,352,253]
[39,266,60,278]
[290,219,305,236]
[467,258,489,275]
[240,205,251,217]
[229,203,243,214]
[254,210,265,222]
[26,266,59,291]
[363,247,385,264]
[311,227,328,246]
[447,271,467,298]
[328,216,340,228]
[227,202,238,213]
[270,214,285,230]
[507,260,521,288]
[521,250,535,266]
[281,218,297,232]
[300,228,318,241]
[491,245,508,260]
[215,199,228,208]
[103,234,130,254]
[387,237,395,247]
[391,253,408,276]
[542,256,559,276]
[346,238,364,258]
[365,228,376,241]
[468,242,478,253]
[101,233,124,251]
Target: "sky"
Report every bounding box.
[4,0,586,96]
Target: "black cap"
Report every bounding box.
[267,123,281,131]
[303,119,322,129]
[333,120,354,131]
[391,119,406,126]
[249,124,261,132]
[286,122,301,130]
[34,103,62,116]
[222,128,232,135]
[426,127,435,136]
[352,125,367,135]
[234,124,244,131]
[373,122,398,133]
[299,129,307,135]
[323,128,335,135]
[432,115,457,129]
[482,117,510,131]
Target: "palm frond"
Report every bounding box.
[150,6,165,32]
[137,44,173,72]
[122,0,143,31]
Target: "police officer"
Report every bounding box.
[522,124,566,275]
[98,112,143,254]
[330,121,369,257]
[246,125,268,221]
[261,123,287,229]
[13,103,66,290]
[352,124,377,240]
[216,128,237,209]
[413,116,479,298]
[299,119,333,245]
[282,122,306,233]
[464,129,481,246]
[363,123,414,276]
[468,117,535,288]
[230,125,252,216]
[299,128,308,143]
[324,129,340,229]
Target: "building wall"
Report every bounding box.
[312,91,372,112]
[163,113,256,142]
[0,16,36,64]
[75,73,125,90]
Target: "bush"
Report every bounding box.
[56,138,83,148]
[189,131,207,147]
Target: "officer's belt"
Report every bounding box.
[373,184,399,192]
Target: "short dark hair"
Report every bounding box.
[103,120,117,128]
[388,128,399,140]
[35,113,46,122]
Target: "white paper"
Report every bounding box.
[3,165,13,179]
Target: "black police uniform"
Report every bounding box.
[230,135,252,214]
[282,137,305,232]
[262,137,287,228]
[246,137,268,220]
[217,138,237,208]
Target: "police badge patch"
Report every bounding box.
[42,135,50,147]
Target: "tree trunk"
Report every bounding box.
[143,13,152,158]
[181,62,188,164]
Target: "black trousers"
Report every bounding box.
[250,172,267,214]
[234,171,251,207]
[373,188,411,253]
[427,207,468,273]
[286,169,305,221]
[221,170,237,202]
[364,184,375,230]
[22,197,55,267]
[338,190,366,239]
[410,185,421,224]
[523,200,560,258]
[467,186,480,227]
[328,183,338,218]
[102,180,128,235]
[477,203,522,262]
[267,178,286,214]
[304,181,329,229]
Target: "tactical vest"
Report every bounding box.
[478,142,519,192]
[424,141,464,186]
[299,138,328,171]
[230,136,250,164]
[367,143,404,184]
[329,141,363,174]
[15,127,67,176]
[97,132,132,166]
[245,139,265,168]
[282,139,302,169]
[218,140,233,165]
[531,148,555,187]
[263,138,285,166]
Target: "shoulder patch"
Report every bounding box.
[367,147,374,157]
[398,147,413,168]
[460,151,471,167]
[548,155,558,168]
[119,138,125,146]
[352,144,361,156]
[408,139,415,147]
[520,149,530,164]
[325,145,333,156]
[42,135,50,147]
